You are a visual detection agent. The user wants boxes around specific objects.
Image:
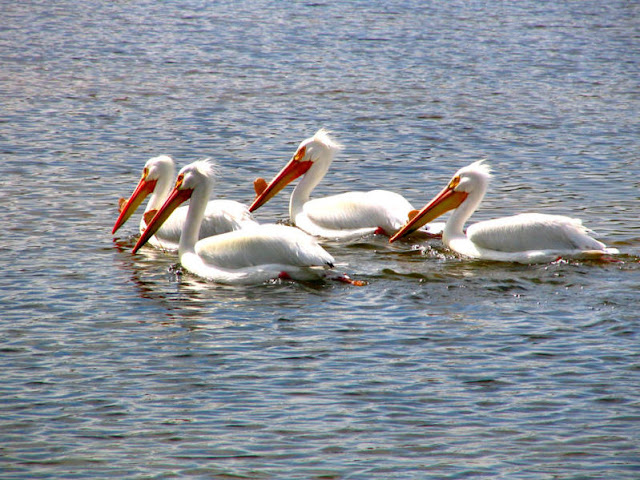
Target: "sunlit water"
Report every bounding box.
[2,1,639,478]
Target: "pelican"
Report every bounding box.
[389,160,618,263]
[249,129,443,240]
[132,160,358,285]
[113,155,257,251]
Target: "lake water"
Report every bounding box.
[2,1,639,478]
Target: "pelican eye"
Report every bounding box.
[141,167,149,180]
[293,145,306,162]
[176,173,184,188]
[449,175,460,190]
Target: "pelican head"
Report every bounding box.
[449,160,491,195]
[143,154,176,182]
[302,128,343,162]
[173,159,217,194]
[132,159,216,254]
[389,160,491,242]
[112,155,176,234]
[249,128,342,212]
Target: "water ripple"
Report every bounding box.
[2,1,639,479]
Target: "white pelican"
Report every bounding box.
[249,129,443,240]
[132,160,361,285]
[113,155,257,251]
[389,160,618,263]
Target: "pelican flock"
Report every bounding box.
[249,129,443,240]
[113,155,257,251]
[389,160,618,263]
[113,132,619,285]
[131,160,364,285]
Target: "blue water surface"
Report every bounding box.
[1,1,639,478]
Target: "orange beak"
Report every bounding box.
[112,174,157,234]
[389,185,468,243]
[132,185,193,254]
[249,152,313,212]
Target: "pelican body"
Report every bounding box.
[389,161,618,263]
[113,155,257,251]
[132,160,339,285]
[249,129,442,240]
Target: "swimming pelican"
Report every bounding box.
[389,160,618,263]
[249,129,443,240]
[132,160,350,285]
[113,155,257,251]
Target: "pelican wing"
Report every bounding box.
[467,213,606,253]
[304,190,413,232]
[195,224,334,269]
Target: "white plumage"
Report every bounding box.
[390,160,618,263]
[132,160,337,285]
[113,155,257,251]
[468,213,604,252]
[195,224,333,270]
[249,129,443,240]
[296,190,422,239]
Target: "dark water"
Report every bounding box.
[2,1,639,478]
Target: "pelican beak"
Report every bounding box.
[249,148,313,212]
[132,185,192,254]
[112,173,157,234]
[389,185,468,243]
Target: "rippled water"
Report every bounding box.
[2,1,639,478]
